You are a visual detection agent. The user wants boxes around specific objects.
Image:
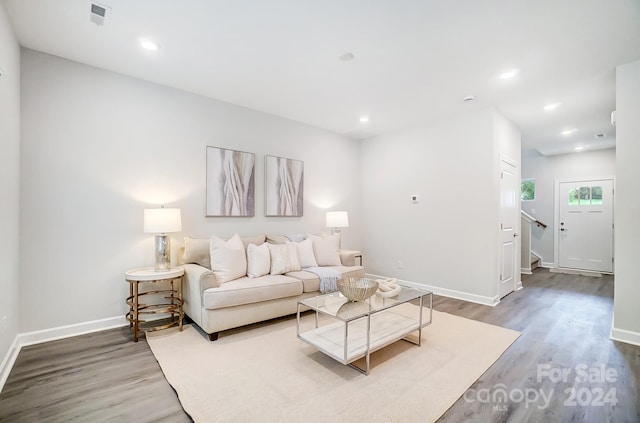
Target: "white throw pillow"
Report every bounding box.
[267,243,301,275]
[293,239,318,268]
[210,234,247,283]
[306,233,341,266]
[183,237,211,269]
[247,243,271,278]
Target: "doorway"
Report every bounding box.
[557,179,614,273]
[499,158,519,298]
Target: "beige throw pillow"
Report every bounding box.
[210,234,247,283]
[247,243,271,278]
[293,238,318,268]
[241,234,266,250]
[183,237,211,269]
[306,233,341,266]
[267,243,301,275]
[266,234,289,245]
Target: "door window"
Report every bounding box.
[568,186,603,206]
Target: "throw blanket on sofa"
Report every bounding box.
[304,267,341,294]
[284,233,306,243]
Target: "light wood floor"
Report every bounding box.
[1,269,638,422]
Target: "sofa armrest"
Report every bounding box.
[339,250,362,266]
[180,263,218,326]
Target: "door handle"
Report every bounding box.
[560,228,567,232]
[513,233,519,237]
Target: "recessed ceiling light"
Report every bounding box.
[544,102,562,111]
[359,116,369,123]
[562,128,578,136]
[499,69,519,80]
[575,146,585,151]
[139,38,160,51]
[339,52,354,62]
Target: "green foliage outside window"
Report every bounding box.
[569,186,603,205]
[521,179,535,201]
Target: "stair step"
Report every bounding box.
[530,255,539,270]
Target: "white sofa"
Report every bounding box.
[178,233,365,341]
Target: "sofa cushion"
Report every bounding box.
[306,233,341,266]
[284,270,320,293]
[241,234,266,250]
[286,265,365,293]
[202,275,303,309]
[247,243,270,278]
[210,234,247,284]
[183,237,211,269]
[268,243,301,275]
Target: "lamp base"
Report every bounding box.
[330,228,343,249]
[154,234,171,272]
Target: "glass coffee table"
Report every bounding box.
[296,286,433,375]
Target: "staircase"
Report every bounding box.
[530,254,540,271]
[521,211,546,275]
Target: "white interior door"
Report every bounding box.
[499,160,519,298]
[558,179,614,272]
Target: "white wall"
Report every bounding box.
[521,148,616,266]
[19,49,362,333]
[0,4,21,369]
[612,59,640,345]
[360,108,520,304]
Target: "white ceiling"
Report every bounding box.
[4,0,640,155]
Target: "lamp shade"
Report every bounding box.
[144,208,182,234]
[326,211,349,228]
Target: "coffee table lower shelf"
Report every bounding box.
[298,310,424,373]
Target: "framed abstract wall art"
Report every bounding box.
[206,146,255,217]
[265,155,304,217]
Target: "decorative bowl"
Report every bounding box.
[337,278,379,302]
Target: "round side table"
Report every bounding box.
[124,267,184,342]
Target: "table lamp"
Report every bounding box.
[144,206,182,272]
[326,211,349,235]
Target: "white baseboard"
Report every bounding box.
[610,327,640,347]
[18,315,128,347]
[365,273,499,307]
[521,268,532,275]
[541,261,555,268]
[0,315,127,393]
[0,336,21,394]
[531,250,542,259]
[516,280,523,291]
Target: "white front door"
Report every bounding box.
[499,160,519,298]
[558,179,614,272]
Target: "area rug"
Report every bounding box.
[147,310,520,423]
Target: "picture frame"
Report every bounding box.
[206,146,255,217]
[265,155,304,217]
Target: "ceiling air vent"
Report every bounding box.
[90,2,109,26]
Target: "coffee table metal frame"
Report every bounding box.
[296,286,433,375]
